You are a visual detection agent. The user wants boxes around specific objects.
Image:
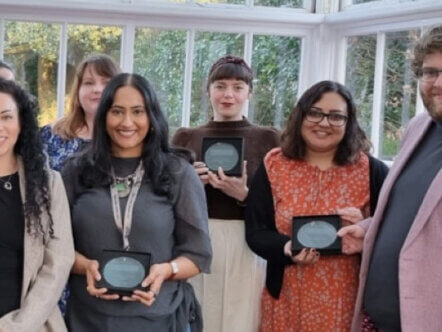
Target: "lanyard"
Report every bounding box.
[110,162,144,250]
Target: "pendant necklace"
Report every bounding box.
[114,174,136,198]
[0,174,13,191]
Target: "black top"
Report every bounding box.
[245,155,389,298]
[363,121,442,331]
[0,173,24,317]
[172,117,280,220]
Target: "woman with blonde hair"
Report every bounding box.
[41,54,120,171]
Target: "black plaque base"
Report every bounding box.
[201,136,244,176]
[97,249,151,296]
[291,215,341,255]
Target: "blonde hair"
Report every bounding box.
[53,54,120,139]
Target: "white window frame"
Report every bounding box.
[1,0,442,161]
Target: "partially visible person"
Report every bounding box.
[63,73,212,331]
[338,25,442,332]
[0,61,15,81]
[245,80,388,331]
[41,54,120,171]
[172,55,280,332]
[0,79,74,331]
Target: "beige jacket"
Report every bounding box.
[0,157,75,332]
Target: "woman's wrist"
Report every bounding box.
[235,186,249,202]
[160,262,174,280]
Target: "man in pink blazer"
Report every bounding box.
[339,25,442,332]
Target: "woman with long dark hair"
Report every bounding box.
[63,73,211,331]
[245,81,389,331]
[0,79,74,331]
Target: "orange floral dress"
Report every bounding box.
[261,148,370,332]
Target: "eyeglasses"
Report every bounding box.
[418,68,442,83]
[305,109,348,127]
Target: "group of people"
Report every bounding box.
[0,24,440,332]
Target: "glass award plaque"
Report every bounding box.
[201,137,244,176]
[97,249,151,295]
[291,215,341,255]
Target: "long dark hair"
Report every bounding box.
[281,80,371,165]
[0,78,53,239]
[77,73,191,198]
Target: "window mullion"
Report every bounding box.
[0,19,4,58]
[243,31,253,117]
[182,29,195,128]
[56,22,68,119]
[415,27,425,116]
[371,31,386,158]
[121,24,135,73]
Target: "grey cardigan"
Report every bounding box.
[0,157,75,332]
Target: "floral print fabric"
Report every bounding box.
[40,124,87,315]
[261,148,370,332]
[41,125,87,171]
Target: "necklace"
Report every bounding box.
[114,173,136,198]
[0,174,13,191]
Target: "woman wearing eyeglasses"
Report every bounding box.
[245,81,389,331]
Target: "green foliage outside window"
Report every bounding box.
[4,21,61,125]
[381,30,418,159]
[250,35,301,129]
[134,28,186,134]
[346,34,377,135]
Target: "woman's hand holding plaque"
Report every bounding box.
[193,161,210,185]
[207,161,248,202]
[336,207,364,226]
[284,241,319,265]
[122,263,171,307]
[85,259,120,301]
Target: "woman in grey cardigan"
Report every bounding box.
[63,73,212,332]
[0,79,75,332]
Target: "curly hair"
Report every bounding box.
[53,54,120,139]
[75,73,192,199]
[0,78,53,240]
[206,55,253,92]
[281,80,371,165]
[412,25,442,77]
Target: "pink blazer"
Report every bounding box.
[352,113,442,331]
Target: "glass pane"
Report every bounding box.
[380,30,419,160]
[250,35,301,129]
[191,32,244,127]
[353,0,423,4]
[196,0,244,5]
[345,34,377,135]
[254,0,303,8]
[352,0,380,4]
[4,21,61,126]
[134,28,186,134]
[66,24,122,112]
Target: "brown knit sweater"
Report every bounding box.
[171,117,280,220]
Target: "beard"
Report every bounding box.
[420,88,442,122]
